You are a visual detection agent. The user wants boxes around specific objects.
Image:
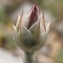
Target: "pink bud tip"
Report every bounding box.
[28,5,39,29]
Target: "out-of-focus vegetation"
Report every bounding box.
[37,0,63,20]
[0,10,9,24]
[56,48,63,63]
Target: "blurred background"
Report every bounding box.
[0,0,63,63]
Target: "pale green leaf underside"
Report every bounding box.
[31,32,47,51]
[29,21,45,36]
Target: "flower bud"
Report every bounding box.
[13,5,51,52]
[28,5,39,29]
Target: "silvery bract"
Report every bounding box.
[13,5,51,52]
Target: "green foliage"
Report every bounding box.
[37,0,44,8]
[56,48,63,63]
[4,33,16,50]
[37,0,63,20]
[0,10,9,24]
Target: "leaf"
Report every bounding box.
[46,22,51,33]
[29,21,45,36]
[31,32,47,51]
[16,26,33,52]
[13,25,18,40]
[21,26,32,35]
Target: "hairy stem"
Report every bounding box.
[25,52,33,63]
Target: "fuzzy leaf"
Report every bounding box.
[29,21,45,36]
[31,32,47,51]
[13,25,18,41]
[46,22,51,33]
[21,15,29,28]
[16,26,34,52]
[21,26,32,35]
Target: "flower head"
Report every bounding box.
[13,5,51,52]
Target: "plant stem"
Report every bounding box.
[25,52,33,63]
